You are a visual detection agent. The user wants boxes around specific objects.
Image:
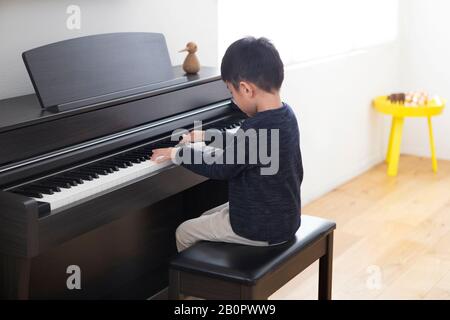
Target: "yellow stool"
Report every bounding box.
[373,96,445,177]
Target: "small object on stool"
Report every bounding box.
[169,215,336,300]
[179,42,200,74]
[387,93,406,104]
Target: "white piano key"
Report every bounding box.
[226,127,240,134]
[33,125,242,214]
[34,160,173,214]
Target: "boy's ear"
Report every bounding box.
[239,81,254,96]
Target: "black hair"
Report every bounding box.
[221,37,284,93]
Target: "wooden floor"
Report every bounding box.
[271,155,450,300]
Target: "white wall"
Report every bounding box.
[283,45,399,204]
[399,0,450,160]
[0,0,218,99]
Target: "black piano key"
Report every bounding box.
[142,150,154,157]
[86,166,108,173]
[127,149,148,155]
[118,155,131,160]
[114,154,133,159]
[85,167,111,175]
[101,161,126,169]
[140,154,152,159]
[153,141,175,149]
[45,178,77,188]
[91,162,118,170]
[115,156,142,164]
[72,169,100,178]
[139,146,154,152]
[143,143,158,151]
[114,160,133,167]
[73,167,96,173]
[95,165,119,172]
[159,141,177,147]
[87,163,107,168]
[51,176,83,185]
[19,185,54,195]
[129,152,151,160]
[124,155,147,162]
[103,160,129,168]
[30,183,61,193]
[61,174,92,182]
[70,173,96,181]
[12,189,44,199]
[139,155,150,161]
[125,151,147,159]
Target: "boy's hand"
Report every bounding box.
[151,147,177,163]
[180,130,205,144]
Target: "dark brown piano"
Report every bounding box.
[0,33,245,299]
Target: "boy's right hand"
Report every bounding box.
[180,130,205,144]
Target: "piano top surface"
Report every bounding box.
[0,66,222,133]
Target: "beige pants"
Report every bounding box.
[175,203,269,252]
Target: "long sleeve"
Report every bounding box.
[174,130,257,180]
[204,129,236,149]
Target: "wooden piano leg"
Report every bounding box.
[169,269,183,300]
[0,254,31,300]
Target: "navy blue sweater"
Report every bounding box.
[176,103,303,244]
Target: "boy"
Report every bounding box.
[151,37,303,252]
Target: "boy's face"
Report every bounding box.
[226,81,257,116]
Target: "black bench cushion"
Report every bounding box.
[170,215,336,284]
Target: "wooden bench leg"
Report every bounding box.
[318,232,334,300]
[169,269,181,300]
[240,285,269,300]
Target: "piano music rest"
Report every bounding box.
[22,33,187,112]
[169,215,336,300]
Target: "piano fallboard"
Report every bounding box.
[0,67,230,171]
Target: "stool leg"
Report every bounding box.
[319,232,334,300]
[387,117,404,177]
[386,118,396,163]
[428,116,438,173]
[169,269,181,300]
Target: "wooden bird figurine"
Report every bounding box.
[179,42,200,74]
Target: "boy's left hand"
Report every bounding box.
[150,147,176,163]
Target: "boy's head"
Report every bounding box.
[221,37,284,115]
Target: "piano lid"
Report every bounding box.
[22,32,187,112]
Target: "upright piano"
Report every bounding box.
[0,33,244,299]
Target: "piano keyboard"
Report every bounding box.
[10,120,244,216]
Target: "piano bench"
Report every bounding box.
[168,215,336,300]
